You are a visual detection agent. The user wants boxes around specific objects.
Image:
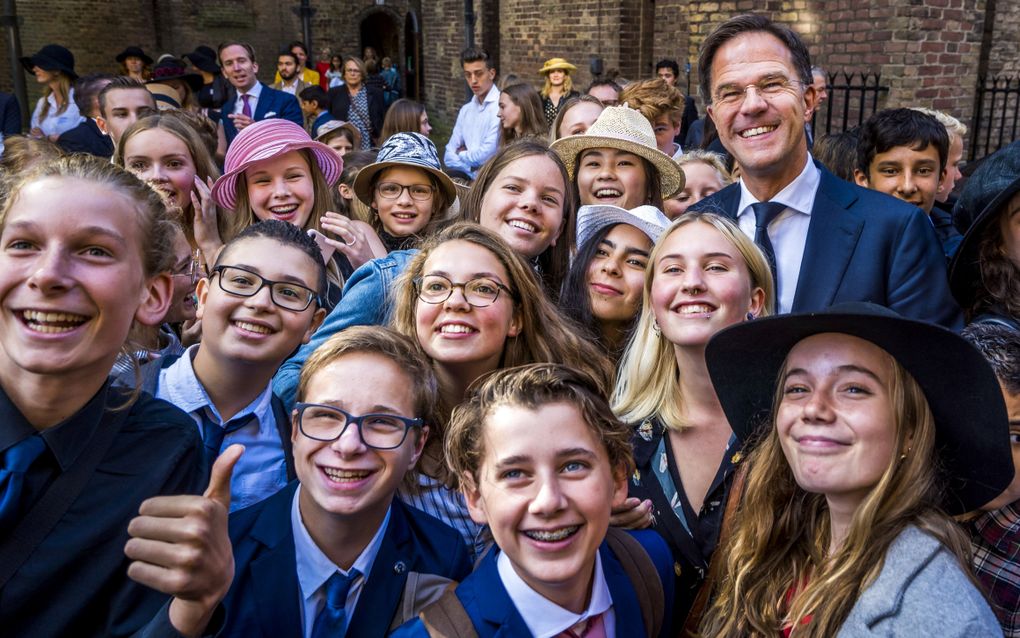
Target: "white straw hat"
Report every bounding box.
[551,105,686,199]
[576,204,671,249]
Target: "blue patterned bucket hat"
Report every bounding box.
[353,132,457,206]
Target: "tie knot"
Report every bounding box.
[751,201,787,230]
[241,93,251,102]
[324,569,360,609]
[2,435,46,473]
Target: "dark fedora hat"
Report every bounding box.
[949,140,1020,312]
[20,44,77,80]
[705,302,1013,515]
[115,46,153,66]
[182,45,220,75]
[147,56,204,94]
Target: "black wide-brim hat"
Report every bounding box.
[20,44,77,80]
[116,46,153,65]
[949,139,1020,311]
[705,302,1013,515]
[147,57,204,94]
[183,45,220,74]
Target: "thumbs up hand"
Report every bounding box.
[125,445,244,637]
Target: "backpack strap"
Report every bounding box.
[604,527,665,638]
[418,587,479,638]
[389,572,457,632]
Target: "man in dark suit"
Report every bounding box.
[57,73,115,158]
[689,15,961,329]
[216,42,304,156]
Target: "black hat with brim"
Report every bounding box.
[949,139,1020,311]
[705,302,1013,515]
[116,46,153,65]
[147,57,204,94]
[182,46,220,75]
[20,44,77,80]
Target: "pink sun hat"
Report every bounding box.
[211,118,343,211]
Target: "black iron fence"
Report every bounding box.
[813,71,890,137]
[970,75,1020,161]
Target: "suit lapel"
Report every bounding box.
[346,502,413,638]
[253,83,273,120]
[248,486,302,636]
[271,395,296,482]
[792,168,864,311]
[467,551,531,637]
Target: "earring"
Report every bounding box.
[652,319,660,334]
[746,312,755,321]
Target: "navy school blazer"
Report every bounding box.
[218,481,472,637]
[689,162,964,330]
[220,83,304,145]
[391,529,675,638]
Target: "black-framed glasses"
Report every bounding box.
[414,274,515,307]
[375,182,435,201]
[212,265,319,312]
[294,402,423,449]
[711,76,802,107]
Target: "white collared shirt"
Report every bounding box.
[292,486,391,638]
[233,81,264,115]
[156,344,286,510]
[30,88,83,137]
[735,156,820,314]
[443,83,501,178]
[497,550,616,638]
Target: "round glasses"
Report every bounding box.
[375,182,434,201]
[294,402,423,449]
[212,265,319,312]
[415,274,514,307]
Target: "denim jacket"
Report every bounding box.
[272,249,417,411]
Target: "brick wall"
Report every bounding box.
[985,0,1020,75]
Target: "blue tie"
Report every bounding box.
[0,435,46,528]
[751,201,786,295]
[199,410,254,471]
[312,569,361,638]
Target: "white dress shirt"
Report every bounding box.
[292,486,390,638]
[497,549,616,638]
[30,88,83,138]
[232,80,264,116]
[735,156,820,314]
[443,83,501,179]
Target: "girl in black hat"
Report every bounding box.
[116,46,153,82]
[21,44,80,141]
[700,303,1012,637]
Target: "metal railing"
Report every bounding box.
[814,71,890,137]
[970,74,1020,161]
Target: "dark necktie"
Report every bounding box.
[241,94,252,118]
[200,410,254,471]
[312,568,362,638]
[751,201,786,294]
[0,435,46,528]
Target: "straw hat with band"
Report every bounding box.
[551,105,686,199]
[576,204,670,249]
[147,57,204,94]
[705,302,1013,515]
[211,119,343,212]
[116,46,153,66]
[353,132,457,207]
[20,44,77,80]
[316,120,361,146]
[539,58,577,75]
[147,84,182,110]
[948,139,1020,312]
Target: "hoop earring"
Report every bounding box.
[652,319,660,334]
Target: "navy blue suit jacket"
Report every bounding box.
[690,163,963,329]
[220,83,304,146]
[0,91,21,137]
[57,118,114,158]
[219,482,471,638]
[393,529,674,638]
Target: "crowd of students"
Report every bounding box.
[0,11,1019,638]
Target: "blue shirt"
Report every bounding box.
[443,84,500,178]
[156,345,287,510]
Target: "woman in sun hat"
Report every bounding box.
[147,56,204,113]
[551,104,686,214]
[699,302,1011,637]
[560,204,670,359]
[116,45,153,82]
[539,57,580,125]
[21,44,81,140]
[353,132,457,252]
[211,118,385,308]
[949,140,1020,330]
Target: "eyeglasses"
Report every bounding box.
[375,182,435,201]
[294,402,423,449]
[712,76,802,107]
[212,265,319,312]
[171,257,202,285]
[415,274,514,307]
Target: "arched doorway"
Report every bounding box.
[404,11,422,99]
[359,11,400,69]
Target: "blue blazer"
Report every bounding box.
[220,83,304,145]
[392,529,674,638]
[690,164,963,330]
[220,481,471,638]
[0,91,21,137]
